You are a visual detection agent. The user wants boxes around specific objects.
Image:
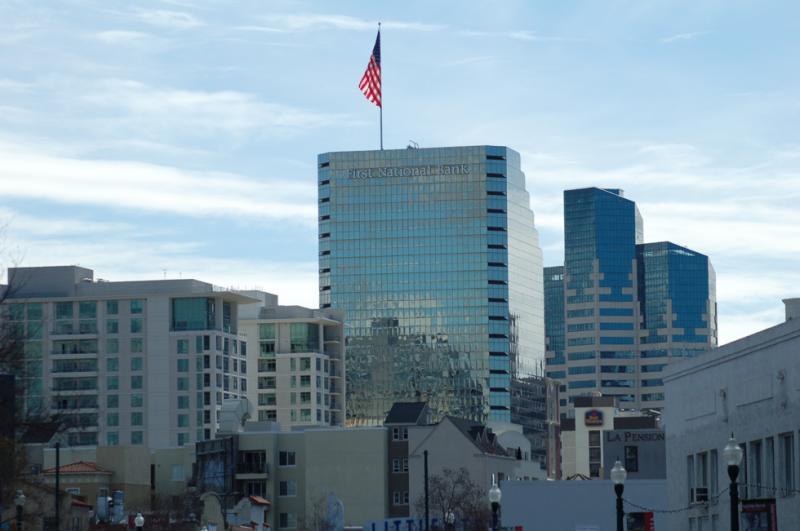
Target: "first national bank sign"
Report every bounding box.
[348,164,471,179]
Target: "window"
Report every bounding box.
[171,464,184,481]
[79,301,96,319]
[765,438,775,492]
[107,358,118,371]
[393,459,401,473]
[106,320,118,334]
[177,359,189,372]
[107,432,119,446]
[131,375,143,389]
[107,413,119,427]
[279,480,297,496]
[178,396,190,409]
[749,440,763,497]
[131,431,143,445]
[300,375,311,387]
[687,455,695,503]
[178,414,189,427]
[300,357,311,371]
[177,339,189,354]
[779,432,795,494]
[171,297,213,330]
[290,323,319,352]
[130,318,143,333]
[131,357,143,371]
[107,395,118,408]
[131,412,143,426]
[278,513,296,529]
[625,446,639,473]
[107,376,119,390]
[130,338,143,353]
[131,394,143,407]
[106,300,118,315]
[710,449,719,496]
[130,299,144,314]
[177,377,189,391]
[106,338,119,354]
[279,451,296,467]
[55,302,73,320]
[392,427,409,441]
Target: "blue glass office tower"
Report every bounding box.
[544,266,565,380]
[546,188,716,413]
[318,146,544,424]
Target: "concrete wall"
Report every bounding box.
[501,479,667,531]
[663,315,800,531]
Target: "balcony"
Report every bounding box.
[236,455,269,480]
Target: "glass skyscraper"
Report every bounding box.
[545,188,716,413]
[318,146,544,424]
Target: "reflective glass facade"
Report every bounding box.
[318,146,544,424]
[544,266,565,380]
[546,188,715,413]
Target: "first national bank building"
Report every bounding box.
[318,146,544,424]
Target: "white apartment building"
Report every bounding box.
[1,266,256,450]
[239,291,345,428]
[663,298,800,531]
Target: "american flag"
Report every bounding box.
[358,31,381,108]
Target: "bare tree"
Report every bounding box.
[413,468,491,531]
[298,495,337,531]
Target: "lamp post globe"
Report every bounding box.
[14,490,26,531]
[488,480,502,531]
[723,434,743,531]
[610,460,626,531]
[723,435,744,467]
[134,512,145,531]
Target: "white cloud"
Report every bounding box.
[81,79,347,135]
[0,140,317,224]
[256,14,444,32]
[460,29,539,41]
[92,30,155,44]
[0,79,34,92]
[660,31,710,43]
[134,9,203,29]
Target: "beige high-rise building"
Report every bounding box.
[2,265,255,450]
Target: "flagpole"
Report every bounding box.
[379,22,383,150]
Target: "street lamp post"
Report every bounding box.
[488,478,502,531]
[610,460,627,531]
[14,490,26,531]
[444,510,455,531]
[723,434,744,531]
[134,512,144,531]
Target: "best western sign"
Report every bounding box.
[348,164,471,179]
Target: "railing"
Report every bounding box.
[236,462,269,475]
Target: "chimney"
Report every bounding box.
[784,298,800,322]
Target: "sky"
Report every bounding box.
[1,0,798,345]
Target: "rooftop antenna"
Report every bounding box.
[163,269,167,279]
[407,140,419,149]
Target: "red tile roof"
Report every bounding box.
[249,495,271,506]
[71,499,93,509]
[43,461,112,475]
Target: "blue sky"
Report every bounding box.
[1,0,798,345]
